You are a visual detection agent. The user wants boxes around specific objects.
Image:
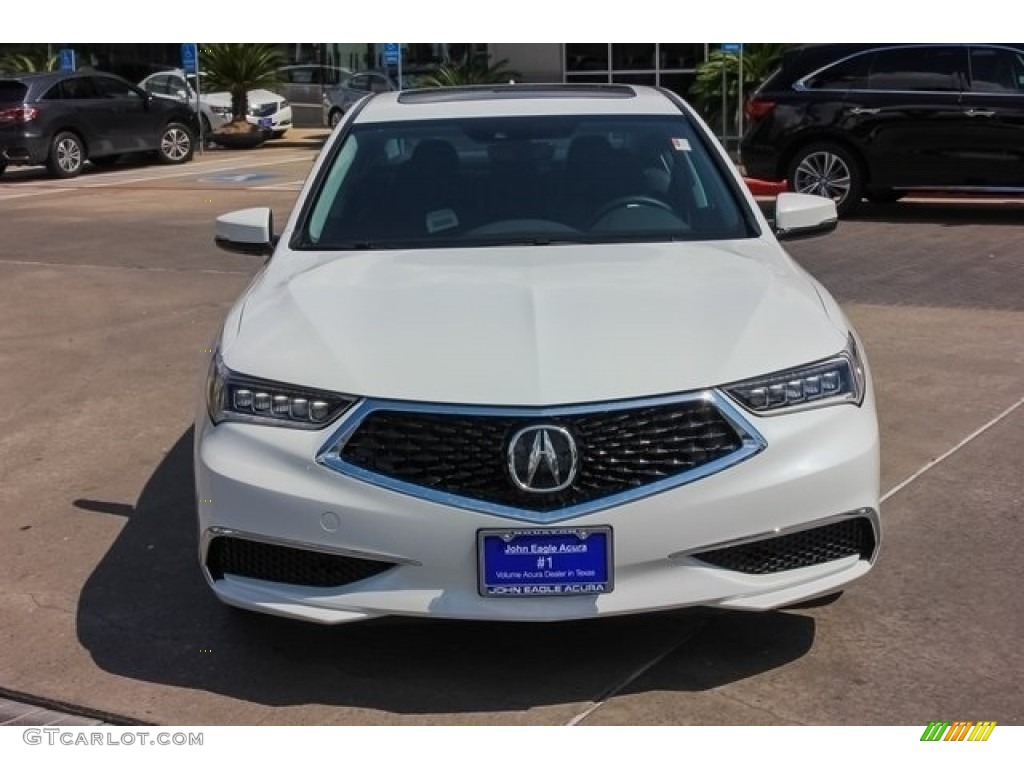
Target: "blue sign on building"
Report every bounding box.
[721,43,743,53]
[181,43,198,74]
[384,43,400,65]
[58,48,76,72]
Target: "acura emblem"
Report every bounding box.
[506,425,578,493]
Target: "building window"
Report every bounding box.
[563,43,708,99]
[565,43,609,72]
[612,44,655,71]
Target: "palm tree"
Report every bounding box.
[689,44,796,136]
[421,56,521,87]
[199,43,284,126]
[0,49,57,74]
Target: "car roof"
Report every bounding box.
[354,84,682,122]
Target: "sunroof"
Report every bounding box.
[397,83,637,104]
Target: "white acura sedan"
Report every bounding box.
[197,84,880,624]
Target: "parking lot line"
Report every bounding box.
[68,154,313,188]
[0,153,313,195]
[252,180,305,191]
[880,393,1024,503]
[0,259,252,276]
[0,187,75,201]
[563,626,704,726]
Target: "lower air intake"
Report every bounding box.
[693,517,876,575]
[206,536,395,588]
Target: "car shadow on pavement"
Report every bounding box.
[76,428,816,719]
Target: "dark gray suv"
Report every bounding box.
[741,44,1024,214]
[0,70,198,179]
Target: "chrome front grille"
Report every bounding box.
[318,393,765,522]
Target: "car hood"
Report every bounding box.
[202,89,282,108]
[223,241,847,406]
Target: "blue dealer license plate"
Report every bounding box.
[478,527,613,597]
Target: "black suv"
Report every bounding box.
[741,44,1024,214]
[0,70,198,179]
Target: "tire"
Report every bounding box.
[90,154,121,168]
[328,109,343,129]
[46,131,85,179]
[866,188,905,204]
[787,142,864,216]
[157,122,195,165]
[271,129,287,140]
[0,161,6,178]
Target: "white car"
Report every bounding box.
[198,84,880,624]
[139,70,292,139]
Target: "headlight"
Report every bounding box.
[209,105,232,117]
[724,335,866,415]
[206,354,356,429]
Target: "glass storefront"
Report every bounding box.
[564,43,710,98]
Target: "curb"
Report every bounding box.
[0,688,153,727]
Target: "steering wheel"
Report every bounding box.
[591,195,675,226]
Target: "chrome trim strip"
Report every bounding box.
[668,507,881,565]
[898,186,1024,194]
[793,44,967,94]
[200,526,422,577]
[315,391,767,524]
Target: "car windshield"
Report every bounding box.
[299,114,756,250]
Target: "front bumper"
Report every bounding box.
[246,106,293,134]
[194,392,880,624]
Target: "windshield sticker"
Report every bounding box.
[426,208,459,234]
[671,138,691,151]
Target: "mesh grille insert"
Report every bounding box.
[693,517,876,575]
[207,537,395,588]
[337,400,744,512]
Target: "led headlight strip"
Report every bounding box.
[207,354,355,429]
[724,335,866,415]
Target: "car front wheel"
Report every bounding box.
[157,122,195,165]
[787,142,864,216]
[47,131,85,179]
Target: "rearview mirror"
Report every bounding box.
[215,208,275,256]
[774,193,838,241]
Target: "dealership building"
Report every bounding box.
[0,43,727,128]
[0,42,717,89]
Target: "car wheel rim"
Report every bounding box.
[330,112,340,127]
[794,151,851,202]
[56,137,81,173]
[162,128,190,160]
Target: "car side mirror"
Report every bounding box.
[215,208,276,256]
[774,192,838,241]
[175,88,189,102]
